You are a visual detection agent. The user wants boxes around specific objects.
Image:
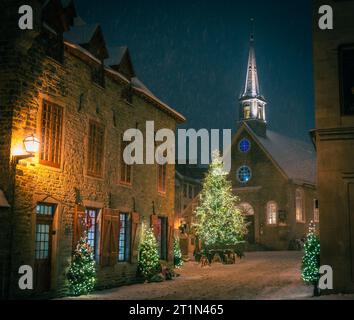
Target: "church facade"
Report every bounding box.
[227,34,318,250]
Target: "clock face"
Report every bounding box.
[237,165,252,183]
[239,138,251,153]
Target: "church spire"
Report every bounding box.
[239,19,267,136]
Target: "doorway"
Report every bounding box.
[34,203,55,293]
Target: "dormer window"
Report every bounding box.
[92,62,105,88]
[42,27,64,64]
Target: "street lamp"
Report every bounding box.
[12,134,40,163]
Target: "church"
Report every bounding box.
[227,33,318,250]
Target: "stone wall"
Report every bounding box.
[313,0,354,294]
[1,13,178,298]
[229,129,317,250]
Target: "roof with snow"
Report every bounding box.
[64,23,99,45]
[106,46,128,66]
[236,122,316,185]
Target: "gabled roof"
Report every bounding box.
[64,23,109,59]
[230,122,316,185]
[106,46,135,79]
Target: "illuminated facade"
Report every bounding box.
[228,33,318,250]
[0,0,184,299]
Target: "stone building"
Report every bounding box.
[313,0,354,293]
[226,33,318,250]
[0,0,185,298]
[174,164,206,258]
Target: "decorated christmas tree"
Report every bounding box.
[138,225,161,280]
[301,221,321,295]
[173,236,183,268]
[194,151,248,249]
[67,234,97,296]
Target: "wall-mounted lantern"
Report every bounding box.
[13,134,40,163]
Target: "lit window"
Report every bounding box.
[267,201,277,225]
[85,208,99,256]
[40,101,63,168]
[244,106,251,119]
[118,213,131,262]
[296,188,305,222]
[314,199,319,223]
[238,202,254,216]
[237,166,252,184]
[35,204,55,260]
[239,138,251,153]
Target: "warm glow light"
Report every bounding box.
[23,134,40,154]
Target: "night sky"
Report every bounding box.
[75,0,314,142]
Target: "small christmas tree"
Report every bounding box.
[301,221,321,296]
[194,151,248,249]
[173,236,183,268]
[138,225,161,280]
[67,234,97,296]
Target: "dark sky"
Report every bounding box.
[75,0,314,142]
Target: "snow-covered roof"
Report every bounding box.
[106,46,128,67]
[64,23,99,44]
[241,123,316,185]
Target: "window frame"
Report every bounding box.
[119,137,133,186]
[266,201,278,225]
[295,188,305,223]
[314,199,320,223]
[338,43,354,116]
[85,208,99,258]
[239,138,251,153]
[237,165,252,184]
[118,212,131,263]
[87,120,105,178]
[39,100,64,168]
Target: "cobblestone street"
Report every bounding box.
[69,251,317,300]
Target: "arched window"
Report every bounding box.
[266,201,277,225]
[296,188,305,222]
[238,203,254,216]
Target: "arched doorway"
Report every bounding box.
[238,203,255,244]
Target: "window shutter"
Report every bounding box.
[167,218,174,261]
[100,208,120,267]
[131,212,140,257]
[150,214,159,239]
[110,215,120,265]
[100,209,112,267]
[73,205,85,251]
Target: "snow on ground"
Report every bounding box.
[66,251,353,300]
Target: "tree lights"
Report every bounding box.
[194,151,247,249]
[173,237,183,268]
[137,225,161,280]
[67,234,97,296]
[301,221,321,296]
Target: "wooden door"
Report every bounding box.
[34,204,55,293]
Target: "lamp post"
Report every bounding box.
[7,134,39,298]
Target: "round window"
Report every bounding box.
[237,166,252,183]
[239,138,251,153]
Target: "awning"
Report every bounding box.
[0,189,10,208]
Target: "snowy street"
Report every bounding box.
[69,251,319,300]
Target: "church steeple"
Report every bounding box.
[239,20,267,136]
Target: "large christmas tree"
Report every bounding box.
[138,225,161,280]
[67,234,97,296]
[194,151,247,249]
[301,221,321,295]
